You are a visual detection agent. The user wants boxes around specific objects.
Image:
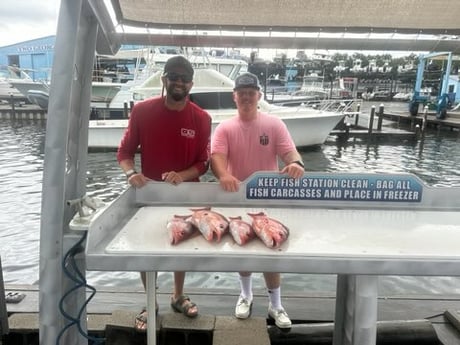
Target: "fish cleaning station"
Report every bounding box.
[29,1,460,345]
[83,172,460,345]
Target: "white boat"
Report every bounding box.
[10,78,122,107]
[8,78,50,99]
[0,65,35,101]
[88,69,353,149]
[108,54,248,109]
[267,73,354,106]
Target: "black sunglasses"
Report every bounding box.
[165,72,193,83]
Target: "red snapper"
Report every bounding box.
[247,212,289,248]
[229,216,256,246]
[167,214,197,245]
[189,207,229,242]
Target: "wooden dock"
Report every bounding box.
[3,284,460,344]
[0,103,47,120]
[382,110,460,132]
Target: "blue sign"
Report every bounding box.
[246,173,423,202]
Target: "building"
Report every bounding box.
[0,36,55,81]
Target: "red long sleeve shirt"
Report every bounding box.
[117,96,211,181]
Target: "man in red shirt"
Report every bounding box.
[117,56,211,330]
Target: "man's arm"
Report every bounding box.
[211,153,240,192]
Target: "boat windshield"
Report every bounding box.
[189,91,236,110]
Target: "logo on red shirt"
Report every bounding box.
[181,128,195,138]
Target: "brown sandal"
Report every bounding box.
[170,295,198,318]
[134,306,159,331]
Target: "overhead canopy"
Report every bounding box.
[89,0,460,55]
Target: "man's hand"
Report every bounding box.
[218,173,240,192]
[280,162,304,179]
[161,171,184,186]
[127,172,150,188]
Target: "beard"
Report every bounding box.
[166,84,189,101]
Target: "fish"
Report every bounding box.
[247,212,290,249]
[228,216,256,246]
[189,207,229,242]
[167,214,197,245]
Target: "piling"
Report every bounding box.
[9,95,16,120]
[377,104,384,130]
[123,101,129,118]
[422,106,428,133]
[354,103,360,127]
[368,106,376,135]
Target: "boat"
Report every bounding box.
[8,78,50,100]
[0,65,35,102]
[26,90,49,109]
[88,69,353,149]
[266,73,354,106]
[10,78,123,107]
[108,54,248,109]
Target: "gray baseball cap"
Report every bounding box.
[234,72,260,90]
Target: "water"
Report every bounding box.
[1,112,460,296]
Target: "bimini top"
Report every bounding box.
[90,0,460,54]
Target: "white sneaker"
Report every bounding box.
[268,303,292,328]
[235,296,253,319]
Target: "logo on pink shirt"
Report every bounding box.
[181,128,195,138]
[260,133,269,145]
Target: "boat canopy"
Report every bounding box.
[90,0,460,54]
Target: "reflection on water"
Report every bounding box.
[1,118,460,295]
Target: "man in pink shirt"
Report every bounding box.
[118,56,211,330]
[211,72,304,328]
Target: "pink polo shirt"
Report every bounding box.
[211,112,296,181]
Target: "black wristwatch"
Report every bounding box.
[291,160,305,168]
[125,169,137,178]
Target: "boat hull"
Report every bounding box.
[88,111,344,149]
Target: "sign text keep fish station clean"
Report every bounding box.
[246,174,422,202]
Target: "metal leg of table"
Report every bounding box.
[146,271,157,345]
[333,274,378,345]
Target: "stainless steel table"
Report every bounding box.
[86,172,460,345]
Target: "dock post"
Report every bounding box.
[354,104,360,127]
[10,94,16,120]
[123,101,129,118]
[377,104,384,130]
[129,101,135,117]
[368,106,375,135]
[422,106,428,133]
[415,124,421,140]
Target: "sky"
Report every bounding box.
[0,0,61,47]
